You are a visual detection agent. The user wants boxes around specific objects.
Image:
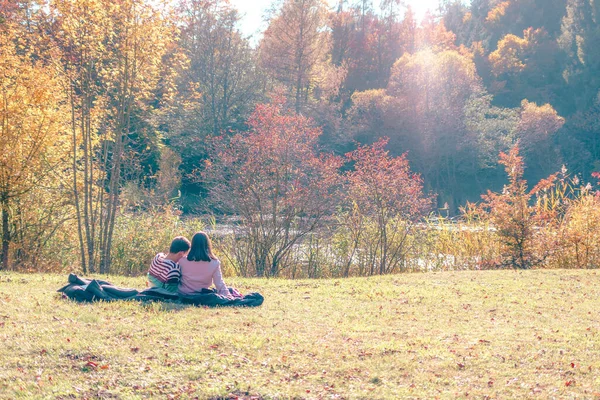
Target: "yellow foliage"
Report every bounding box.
[0,28,69,201]
[47,0,179,273]
[489,34,528,74]
[486,1,511,24]
[351,89,394,111]
[0,25,71,268]
[517,99,565,146]
[389,49,479,117]
[489,28,546,76]
[554,194,600,269]
[471,41,486,58]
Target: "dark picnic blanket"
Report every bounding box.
[57,274,264,307]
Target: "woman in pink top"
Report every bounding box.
[178,231,231,296]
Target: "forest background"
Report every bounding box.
[2,0,600,278]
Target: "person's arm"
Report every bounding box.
[165,263,181,284]
[212,261,230,296]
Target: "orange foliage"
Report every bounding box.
[417,17,457,52]
[260,0,330,113]
[480,145,542,268]
[486,1,511,24]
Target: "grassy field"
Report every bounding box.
[1,270,600,399]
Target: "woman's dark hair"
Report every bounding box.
[187,231,216,262]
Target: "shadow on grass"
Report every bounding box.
[56,294,221,313]
[209,391,266,400]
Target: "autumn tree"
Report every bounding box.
[399,5,417,54]
[0,27,69,269]
[483,0,567,49]
[558,0,600,111]
[346,88,399,144]
[260,0,330,113]
[489,28,562,107]
[489,28,539,76]
[517,100,565,150]
[515,99,565,177]
[369,0,403,87]
[329,1,406,92]
[417,12,458,52]
[480,144,553,269]
[169,0,265,203]
[329,2,353,66]
[50,0,175,273]
[343,138,431,275]
[177,0,262,137]
[387,49,481,207]
[203,99,342,277]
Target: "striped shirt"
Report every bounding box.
[148,253,181,284]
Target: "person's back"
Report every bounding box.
[178,257,228,295]
[147,236,190,293]
[178,231,230,296]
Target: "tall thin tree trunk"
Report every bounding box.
[1,197,10,270]
[70,87,87,274]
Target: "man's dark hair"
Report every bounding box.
[169,236,191,253]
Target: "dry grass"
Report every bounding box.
[1,270,600,399]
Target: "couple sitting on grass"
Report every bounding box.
[147,231,240,299]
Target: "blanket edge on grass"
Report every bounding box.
[57,274,264,307]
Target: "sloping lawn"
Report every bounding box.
[0,270,599,399]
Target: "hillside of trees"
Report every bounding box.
[2,0,600,275]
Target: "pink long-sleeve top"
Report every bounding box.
[177,257,229,296]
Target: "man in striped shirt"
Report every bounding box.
[147,236,191,293]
